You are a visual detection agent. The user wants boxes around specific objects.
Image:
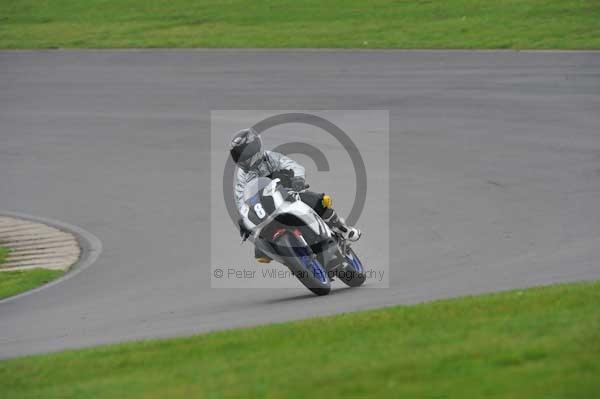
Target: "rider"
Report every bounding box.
[230,128,361,263]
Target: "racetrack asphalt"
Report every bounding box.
[1,50,599,359]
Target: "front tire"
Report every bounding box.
[284,235,331,296]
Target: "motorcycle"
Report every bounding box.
[240,177,366,296]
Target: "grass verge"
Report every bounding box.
[0,0,599,49]
[0,247,9,265]
[1,281,599,398]
[0,249,64,300]
[0,267,64,300]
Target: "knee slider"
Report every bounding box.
[321,194,332,209]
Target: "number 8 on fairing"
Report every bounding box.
[254,203,266,219]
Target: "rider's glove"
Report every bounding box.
[238,218,251,240]
[269,170,293,188]
[291,176,306,191]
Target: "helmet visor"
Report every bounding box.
[237,151,263,172]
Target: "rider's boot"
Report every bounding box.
[255,247,272,263]
[322,208,361,242]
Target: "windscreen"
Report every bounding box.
[243,177,273,203]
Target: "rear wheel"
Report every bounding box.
[336,247,366,287]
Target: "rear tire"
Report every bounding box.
[337,247,366,287]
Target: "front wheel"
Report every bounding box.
[336,247,366,287]
[284,235,331,296]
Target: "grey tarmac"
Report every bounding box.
[1,50,599,359]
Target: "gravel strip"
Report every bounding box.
[0,216,81,272]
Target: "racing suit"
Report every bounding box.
[234,151,338,259]
[234,151,329,219]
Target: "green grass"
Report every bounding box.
[1,281,599,398]
[0,247,8,265]
[0,247,64,300]
[0,0,599,49]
